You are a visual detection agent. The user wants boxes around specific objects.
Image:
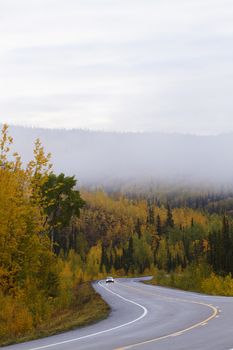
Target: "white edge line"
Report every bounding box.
[25,281,148,350]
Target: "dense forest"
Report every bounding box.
[64,190,233,278]
[2,125,233,344]
[52,186,233,294]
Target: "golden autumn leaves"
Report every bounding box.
[0,125,58,342]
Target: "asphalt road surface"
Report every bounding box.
[4,277,233,350]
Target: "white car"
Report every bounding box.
[106,276,114,283]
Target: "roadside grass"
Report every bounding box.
[1,282,110,347]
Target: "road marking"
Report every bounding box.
[114,281,218,350]
[26,281,148,350]
[171,332,182,336]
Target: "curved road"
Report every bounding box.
[4,278,233,350]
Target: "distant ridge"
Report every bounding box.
[4,124,233,187]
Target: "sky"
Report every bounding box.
[1,0,233,134]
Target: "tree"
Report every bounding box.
[26,138,52,206]
[221,216,231,273]
[166,203,174,228]
[100,243,110,273]
[124,236,134,273]
[41,173,85,250]
[156,238,168,270]
[156,214,162,236]
[147,204,155,225]
[135,218,142,238]
[191,217,194,228]
[134,236,153,273]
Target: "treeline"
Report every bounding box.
[106,183,233,215]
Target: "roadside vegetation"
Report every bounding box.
[147,265,233,296]
[0,282,109,346]
[0,125,108,346]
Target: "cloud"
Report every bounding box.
[0,0,233,133]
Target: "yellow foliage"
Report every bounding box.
[172,208,208,228]
[201,273,233,296]
[0,294,33,340]
[0,125,62,342]
[85,243,102,279]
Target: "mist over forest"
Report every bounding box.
[8,125,233,188]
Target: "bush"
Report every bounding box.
[0,294,33,342]
[201,273,233,296]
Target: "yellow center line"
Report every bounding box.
[114,280,218,350]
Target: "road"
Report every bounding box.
[3,277,233,350]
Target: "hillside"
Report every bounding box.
[7,125,233,186]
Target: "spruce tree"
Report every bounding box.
[222,215,231,273]
[166,203,174,228]
[125,236,134,273]
[191,217,194,228]
[135,218,142,238]
[156,214,162,236]
[147,200,155,225]
[100,243,110,273]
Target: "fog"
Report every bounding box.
[7,125,233,187]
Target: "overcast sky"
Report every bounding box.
[1,0,233,134]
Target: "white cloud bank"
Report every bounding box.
[0,0,233,134]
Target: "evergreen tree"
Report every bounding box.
[109,249,113,271]
[147,203,155,225]
[191,217,194,228]
[166,203,174,228]
[100,243,110,273]
[125,236,134,273]
[221,216,232,273]
[135,218,142,238]
[156,215,162,236]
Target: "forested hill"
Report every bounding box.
[8,125,233,186]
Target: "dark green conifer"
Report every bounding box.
[156,214,162,236]
[166,203,174,228]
